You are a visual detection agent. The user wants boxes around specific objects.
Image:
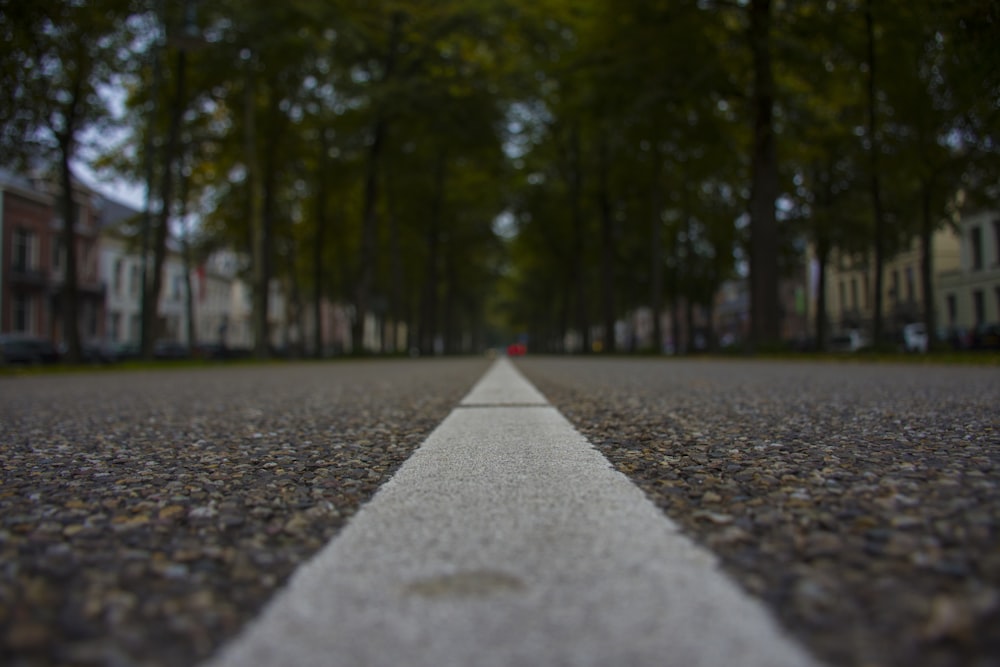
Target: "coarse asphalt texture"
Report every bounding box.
[1,359,490,666]
[515,356,1000,667]
[0,356,997,667]
[206,357,818,667]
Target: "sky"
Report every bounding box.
[74,161,147,210]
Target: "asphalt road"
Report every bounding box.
[207,358,819,667]
[0,359,491,667]
[1,357,998,667]
[515,357,1000,667]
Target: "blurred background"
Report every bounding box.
[0,0,997,362]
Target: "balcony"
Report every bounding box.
[9,267,49,287]
[49,272,107,298]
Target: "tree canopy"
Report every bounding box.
[2,0,996,354]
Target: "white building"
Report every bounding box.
[208,252,287,351]
[98,201,290,352]
[938,210,1000,331]
[821,226,962,339]
[99,227,192,346]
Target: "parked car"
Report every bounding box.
[829,329,869,353]
[95,341,140,363]
[0,335,61,365]
[153,340,191,360]
[972,323,1000,350]
[944,326,973,350]
[195,342,228,360]
[900,323,928,353]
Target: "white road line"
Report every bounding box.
[460,356,548,406]
[205,358,821,667]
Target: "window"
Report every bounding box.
[12,293,32,332]
[13,228,34,272]
[839,281,846,312]
[79,246,90,280]
[993,218,1000,266]
[862,273,870,308]
[130,265,140,297]
[83,302,98,337]
[108,312,121,342]
[113,259,124,295]
[905,266,915,303]
[130,314,141,342]
[973,290,985,326]
[971,226,983,271]
[891,269,900,304]
[850,278,858,310]
[52,238,64,272]
[946,294,957,326]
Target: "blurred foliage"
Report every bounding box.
[1,0,996,353]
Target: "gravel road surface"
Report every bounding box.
[516,357,1000,667]
[0,359,490,667]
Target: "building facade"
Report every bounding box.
[1,169,105,344]
[937,210,1000,332]
[822,225,961,341]
[3,168,293,354]
[100,228,291,352]
[99,221,194,347]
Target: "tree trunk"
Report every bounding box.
[354,13,402,354]
[814,237,830,351]
[865,0,886,348]
[179,174,196,350]
[748,0,781,348]
[704,299,716,352]
[312,130,328,359]
[244,60,266,358]
[920,181,936,347]
[149,48,188,354]
[443,251,456,354]
[685,295,695,354]
[256,87,283,359]
[353,116,386,354]
[558,276,570,353]
[57,141,81,363]
[420,152,447,355]
[650,147,663,354]
[386,162,404,354]
[288,269,303,357]
[569,122,590,354]
[670,293,681,356]
[811,160,833,351]
[598,134,616,353]
[140,33,163,359]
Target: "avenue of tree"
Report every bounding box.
[1,0,997,360]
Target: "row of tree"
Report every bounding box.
[501,0,998,352]
[2,0,997,360]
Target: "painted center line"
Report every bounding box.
[205,358,820,667]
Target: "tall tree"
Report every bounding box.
[0,0,133,362]
[864,0,889,347]
[747,0,781,348]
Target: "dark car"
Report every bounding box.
[87,341,140,363]
[153,340,191,360]
[0,335,61,365]
[972,323,1000,350]
[944,326,973,350]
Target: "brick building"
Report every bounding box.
[0,169,105,343]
